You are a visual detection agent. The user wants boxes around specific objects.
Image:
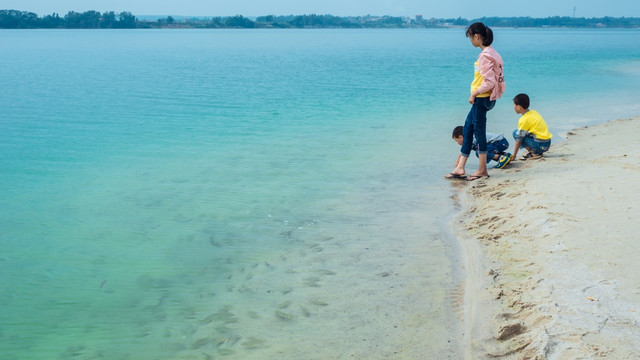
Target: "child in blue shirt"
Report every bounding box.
[447,126,512,179]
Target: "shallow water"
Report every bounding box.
[1,28,639,359]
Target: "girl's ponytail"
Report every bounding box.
[483,25,494,46]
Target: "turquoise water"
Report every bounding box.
[1,28,639,359]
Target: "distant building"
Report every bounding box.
[416,15,423,23]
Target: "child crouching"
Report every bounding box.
[512,93,553,160]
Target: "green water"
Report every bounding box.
[1,28,639,359]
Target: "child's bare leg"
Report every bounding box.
[451,155,468,176]
[471,153,489,176]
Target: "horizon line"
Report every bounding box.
[3,9,639,19]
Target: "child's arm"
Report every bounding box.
[512,140,522,160]
[454,154,462,167]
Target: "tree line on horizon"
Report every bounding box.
[1,9,640,29]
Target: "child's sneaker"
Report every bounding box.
[495,153,512,169]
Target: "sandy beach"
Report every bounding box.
[456,116,640,359]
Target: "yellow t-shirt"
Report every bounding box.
[517,109,553,141]
[471,60,491,98]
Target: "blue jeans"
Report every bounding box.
[512,130,551,154]
[461,97,496,157]
[476,138,509,163]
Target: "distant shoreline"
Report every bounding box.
[2,10,640,29]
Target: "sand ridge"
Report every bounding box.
[456,117,640,359]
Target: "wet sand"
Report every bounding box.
[456,116,640,359]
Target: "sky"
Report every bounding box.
[3,0,639,19]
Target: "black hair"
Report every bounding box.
[513,93,530,109]
[452,126,464,138]
[466,22,493,46]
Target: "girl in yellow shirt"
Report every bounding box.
[446,22,505,181]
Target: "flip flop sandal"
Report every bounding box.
[445,173,467,179]
[466,175,489,181]
[523,153,542,160]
